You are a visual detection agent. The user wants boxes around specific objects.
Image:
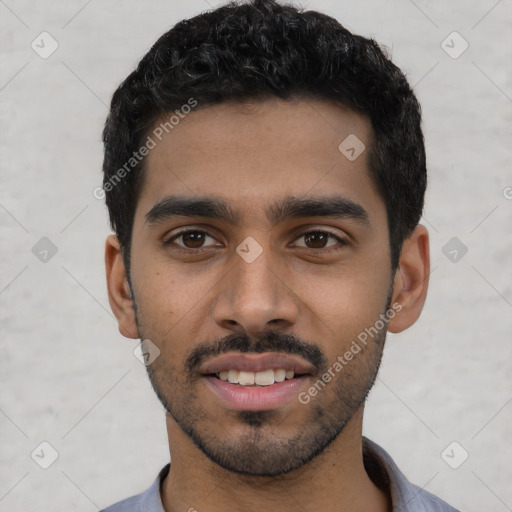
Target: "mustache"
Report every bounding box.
[185,330,328,375]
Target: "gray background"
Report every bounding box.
[1,0,511,510]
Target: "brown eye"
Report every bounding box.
[165,230,219,250]
[180,231,207,249]
[293,230,347,252]
[304,232,330,249]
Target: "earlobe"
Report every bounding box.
[387,225,430,334]
[105,234,139,339]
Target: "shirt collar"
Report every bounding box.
[144,437,454,512]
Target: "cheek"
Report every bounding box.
[132,262,219,348]
[135,256,214,314]
[301,264,391,353]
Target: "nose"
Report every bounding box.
[212,243,300,336]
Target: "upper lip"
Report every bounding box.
[200,352,316,375]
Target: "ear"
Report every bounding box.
[105,234,139,339]
[387,224,430,333]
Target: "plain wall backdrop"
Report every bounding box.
[1,0,511,510]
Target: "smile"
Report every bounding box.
[216,368,297,386]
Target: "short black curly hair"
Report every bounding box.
[102,0,426,272]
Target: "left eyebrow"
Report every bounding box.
[144,194,370,227]
[267,195,370,226]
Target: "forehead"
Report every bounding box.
[136,98,383,226]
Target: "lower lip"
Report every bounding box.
[204,375,310,411]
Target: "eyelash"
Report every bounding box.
[164,229,348,254]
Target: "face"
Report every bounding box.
[121,98,397,476]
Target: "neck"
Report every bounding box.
[160,408,390,512]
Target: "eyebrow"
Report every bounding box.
[144,194,370,227]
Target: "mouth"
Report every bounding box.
[207,368,307,387]
[200,352,314,411]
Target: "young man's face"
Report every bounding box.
[107,98,426,476]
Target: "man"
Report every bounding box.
[100,0,459,510]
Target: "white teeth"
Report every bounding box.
[254,369,274,386]
[227,369,239,384]
[238,371,255,385]
[274,369,286,382]
[216,369,296,386]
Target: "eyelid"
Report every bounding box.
[290,229,348,247]
[165,228,221,249]
[289,229,349,254]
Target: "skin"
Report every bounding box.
[105,97,430,512]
